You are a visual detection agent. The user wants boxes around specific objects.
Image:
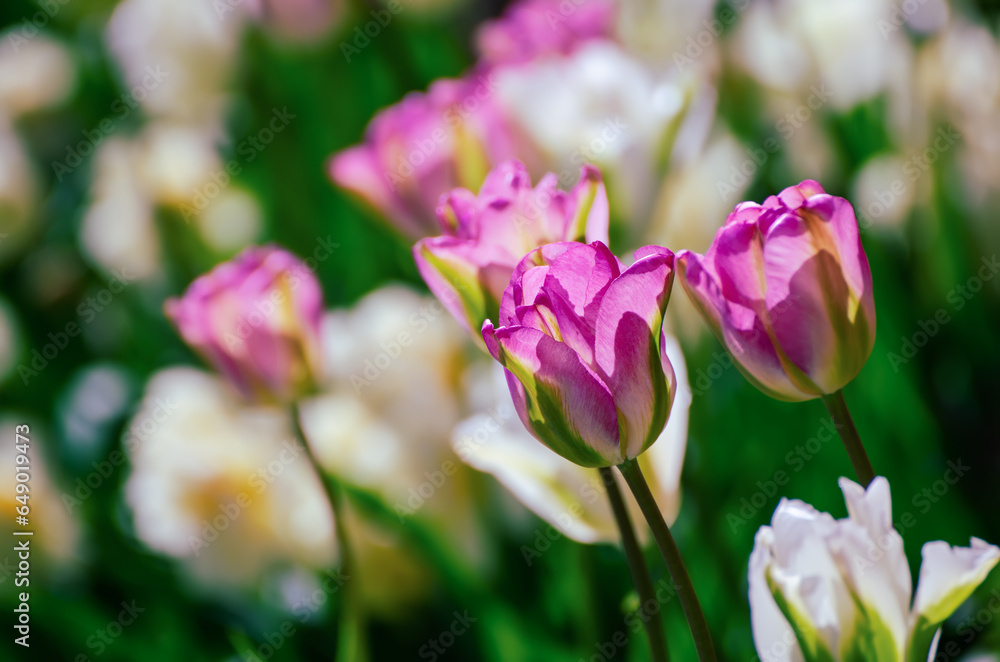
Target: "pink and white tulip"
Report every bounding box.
[475,0,616,66]
[329,76,522,239]
[482,241,676,468]
[165,246,324,404]
[677,180,876,402]
[413,159,609,340]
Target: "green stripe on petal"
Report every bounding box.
[765,568,837,662]
[415,242,490,339]
[495,326,621,468]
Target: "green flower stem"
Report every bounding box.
[290,403,368,662]
[617,459,717,662]
[821,390,875,488]
[599,467,670,662]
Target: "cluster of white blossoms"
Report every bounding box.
[750,477,999,661]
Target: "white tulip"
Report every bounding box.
[749,477,1000,662]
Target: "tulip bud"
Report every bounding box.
[164,245,323,404]
[677,180,876,402]
[482,241,676,468]
[414,160,609,344]
[749,477,1000,662]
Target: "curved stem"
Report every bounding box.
[821,390,875,488]
[290,403,368,662]
[617,460,717,662]
[599,467,670,662]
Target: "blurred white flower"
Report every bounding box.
[733,0,909,112]
[851,153,917,232]
[124,367,337,585]
[916,20,1000,208]
[616,0,718,66]
[0,32,75,118]
[194,187,265,253]
[451,335,690,544]
[494,40,686,225]
[105,0,248,125]
[749,477,1000,662]
[80,137,162,280]
[299,286,485,562]
[136,123,223,205]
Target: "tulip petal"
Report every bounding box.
[749,526,805,662]
[568,164,610,245]
[800,193,876,336]
[542,241,621,330]
[637,333,688,526]
[328,146,417,235]
[831,478,912,658]
[677,250,812,401]
[763,215,871,395]
[709,219,768,308]
[500,242,577,326]
[593,246,675,457]
[451,409,618,544]
[490,325,620,467]
[414,237,492,338]
[909,537,1000,658]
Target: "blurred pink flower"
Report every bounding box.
[165,245,324,404]
[413,159,609,340]
[329,75,526,239]
[677,181,876,401]
[476,0,616,66]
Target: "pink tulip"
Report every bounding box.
[676,180,876,402]
[476,0,616,66]
[413,159,609,340]
[482,241,676,468]
[165,246,324,404]
[329,75,522,239]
